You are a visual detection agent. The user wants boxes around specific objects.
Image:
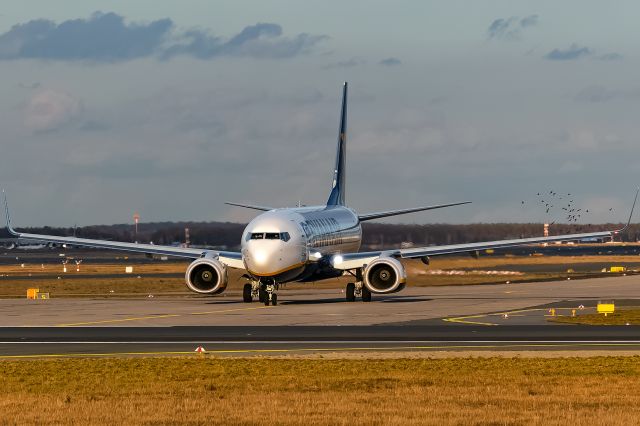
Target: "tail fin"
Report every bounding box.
[326,82,348,206]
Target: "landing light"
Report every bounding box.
[312,252,322,260]
[332,255,343,266]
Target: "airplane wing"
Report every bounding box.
[332,188,639,270]
[3,192,244,269]
[358,201,471,221]
[331,229,617,270]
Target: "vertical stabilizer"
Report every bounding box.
[326,82,348,206]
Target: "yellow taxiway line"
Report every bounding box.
[443,307,593,326]
[56,306,268,327]
[442,315,498,326]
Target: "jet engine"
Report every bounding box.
[363,256,406,294]
[185,258,228,295]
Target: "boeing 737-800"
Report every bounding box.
[3,83,637,305]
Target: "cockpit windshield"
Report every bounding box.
[250,232,291,242]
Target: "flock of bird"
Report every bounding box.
[521,190,614,225]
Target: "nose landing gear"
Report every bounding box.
[263,282,278,306]
[260,283,278,306]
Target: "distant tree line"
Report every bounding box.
[13,221,640,250]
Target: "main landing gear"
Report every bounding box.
[243,281,260,303]
[345,270,371,302]
[243,280,278,306]
[345,282,372,302]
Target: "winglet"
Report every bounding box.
[614,186,639,234]
[2,190,18,237]
[3,190,15,236]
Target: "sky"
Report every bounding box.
[1,1,639,226]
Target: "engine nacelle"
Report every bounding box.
[185,258,228,295]
[363,256,407,294]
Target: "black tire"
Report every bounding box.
[264,296,270,306]
[271,293,278,306]
[242,283,252,303]
[259,288,266,303]
[346,283,356,302]
[362,286,372,302]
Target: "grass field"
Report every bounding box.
[2,356,640,425]
[0,254,636,297]
[552,308,640,325]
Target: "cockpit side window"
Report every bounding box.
[280,232,290,242]
[250,233,265,240]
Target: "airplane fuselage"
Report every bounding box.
[241,205,361,283]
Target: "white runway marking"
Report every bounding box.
[4,340,640,345]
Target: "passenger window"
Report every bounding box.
[265,233,281,240]
[280,232,290,242]
[251,233,265,240]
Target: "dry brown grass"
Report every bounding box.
[425,254,640,269]
[2,357,640,425]
[0,261,187,275]
[0,277,188,297]
[551,308,640,325]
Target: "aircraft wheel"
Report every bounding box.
[362,286,372,302]
[264,296,270,306]
[271,293,278,306]
[259,288,267,303]
[346,283,356,302]
[242,283,252,303]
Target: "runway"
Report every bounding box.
[3,326,640,357]
[2,274,640,357]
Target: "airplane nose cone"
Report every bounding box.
[246,247,273,272]
[243,241,304,278]
[243,243,280,275]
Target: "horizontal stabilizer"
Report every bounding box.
[225,202,274,212]
[358,201,471,222]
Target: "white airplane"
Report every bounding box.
[2,83,637,305]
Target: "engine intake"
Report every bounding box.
[185,258,228,295]
[363,257,406,294]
